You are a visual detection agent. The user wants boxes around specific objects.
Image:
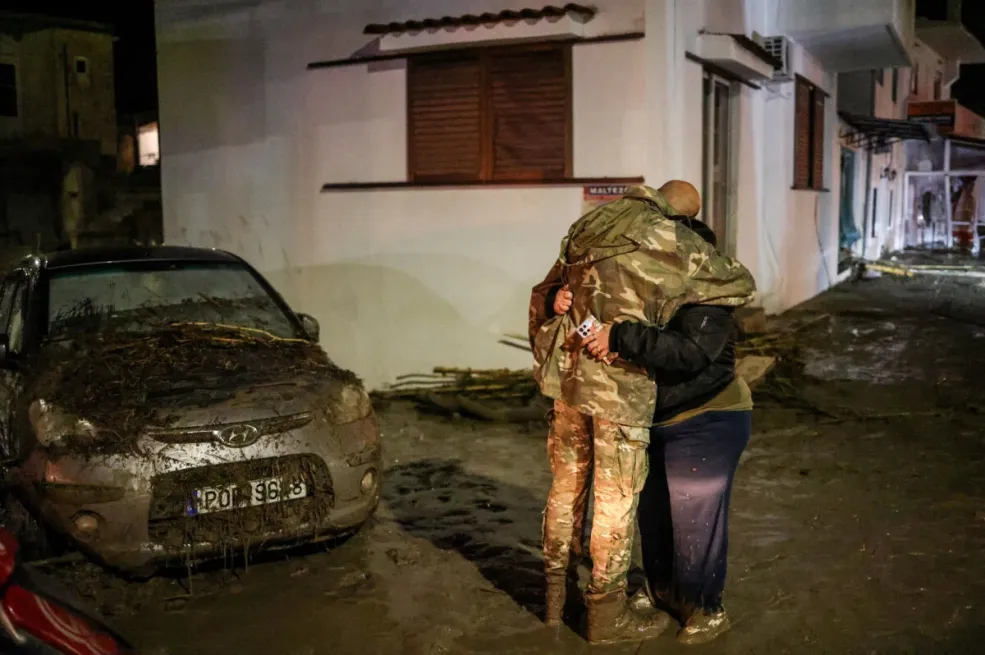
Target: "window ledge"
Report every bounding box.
[790,186,830,193]
[321,177,644,192]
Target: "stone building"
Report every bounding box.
[0,12,117,258]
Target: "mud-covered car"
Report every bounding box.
[0,247,381,574]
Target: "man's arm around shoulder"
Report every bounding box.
[673,223,756,305]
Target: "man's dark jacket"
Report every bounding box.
[609,305,736,424]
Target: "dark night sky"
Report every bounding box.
[2,0,985,118]
[951,1,985,116]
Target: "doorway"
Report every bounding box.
[838,148,861,272]
[702,72,735,254]
[903,173,948,249]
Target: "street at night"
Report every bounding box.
[3,0,985,653]
[30,275,984,654]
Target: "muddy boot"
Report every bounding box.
[628,583,678,618]
[677,607,731,645]
[628,586,656,615]
[544,573,567,627]
[585,590,672,644]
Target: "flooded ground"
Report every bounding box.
[50,275,985,654]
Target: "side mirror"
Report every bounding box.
[298,313,320,343]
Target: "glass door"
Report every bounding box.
[903,173,948,249]
[702,73,735,254]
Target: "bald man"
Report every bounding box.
[657,179,702,219]
[529,181,755,643]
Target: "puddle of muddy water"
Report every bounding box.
[803,317,926,383]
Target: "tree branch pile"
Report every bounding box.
[372,367,548,423]
[374,316,835,422]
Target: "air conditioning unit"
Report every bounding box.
[761,35,793,82]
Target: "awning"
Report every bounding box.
[363,4,596,35]
[839,112,937,150]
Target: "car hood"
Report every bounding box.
[29,329,367,451]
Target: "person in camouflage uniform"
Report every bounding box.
[528,181,756,643]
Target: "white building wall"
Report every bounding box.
[909,39,948,102]
[157,0,648,388]
[156,0,843,387]
[850,65,911,261]
[642,0,841,315]
[737,0,841,313]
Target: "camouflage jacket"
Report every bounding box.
[529,186,756,428]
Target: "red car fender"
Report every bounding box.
[0,529,19,584]
[3,585,126,655]
[0,529,130,654]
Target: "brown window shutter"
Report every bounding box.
[811,91,825,189]
[794,79,811,189]
[487,47,570,181]
[408,55,483,182]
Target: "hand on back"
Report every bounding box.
[553,286,573,315]
[555,285,618,364]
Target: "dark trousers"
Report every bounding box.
[637,410,751,616]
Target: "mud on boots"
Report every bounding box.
[543,570,580,628]
[584,590,672,644]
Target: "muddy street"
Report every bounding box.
[45,275,985,654]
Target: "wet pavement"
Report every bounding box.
[54,275,985,654]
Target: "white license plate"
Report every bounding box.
[187,477,307,516]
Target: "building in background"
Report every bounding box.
[902,1,985,253]
[0,12,117,259]
[0,12,164,262]
[0,12,117,156]
[154,0,913,389]
[836,42,931,268]
[838,0,985,262]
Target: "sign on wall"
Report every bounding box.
[582,185,632,214]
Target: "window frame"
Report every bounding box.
[792,76,827,192]
[701,71,737,255]
[405,42,573,184]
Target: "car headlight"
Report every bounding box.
[28,400,100,448]
[332,383,374,425]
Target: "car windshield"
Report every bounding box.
[45,261,300,342]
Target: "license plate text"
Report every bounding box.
[188,477,307,516]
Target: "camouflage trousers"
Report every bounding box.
[543,399,649,595]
